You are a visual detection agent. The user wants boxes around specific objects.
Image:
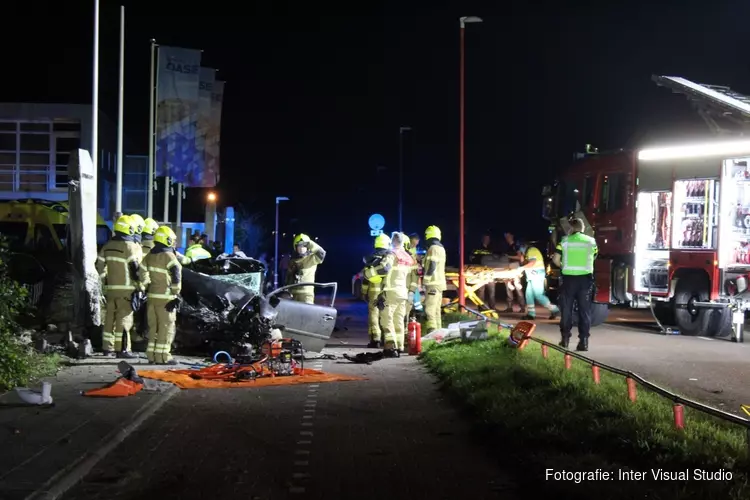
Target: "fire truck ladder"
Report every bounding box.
[652,75,750,136]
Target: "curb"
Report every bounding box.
[24,385,181,500]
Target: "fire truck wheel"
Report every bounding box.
[705,307,733,338]
[652,303,675,326]
[673,274,710,336]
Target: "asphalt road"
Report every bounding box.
[62,300,517,500]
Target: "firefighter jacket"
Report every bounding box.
[382,247,418,301]
[138,243,182,300]
[470,245,493,265]
[96,234,142,294]
[141,235,155,257]
[362,249,395,291]
[422,238,447,291]
[286,241,327,291]
[183,243,212,265]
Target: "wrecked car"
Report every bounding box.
[176,263,338,356]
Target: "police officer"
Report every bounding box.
[181,234,212,265]
[423,225,447,333]
[379,232,418,354]
[553,218,598,351]
[362,233,395,348]
[141,218,159,256]
[139,226,182,364]
[470,233,497,311]
[95,215,141,358]
[286,234,326,304]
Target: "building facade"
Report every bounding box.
[0,103,147,222]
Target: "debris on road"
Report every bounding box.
[14,381,53,405]
[138,367,363,389]
[83,361,145,398]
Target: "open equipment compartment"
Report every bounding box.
[719,157,750,269]
[672,178,719,250]
[634,191,672,293]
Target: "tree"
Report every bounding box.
[234,204,269,258]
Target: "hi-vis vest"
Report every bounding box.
[139,248,182,301]
[524,246,545,272]
[556,232,598,276]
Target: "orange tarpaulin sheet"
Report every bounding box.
[83,378,144,397]
[138,368,366,390]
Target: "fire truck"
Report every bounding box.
[542,75,750,339]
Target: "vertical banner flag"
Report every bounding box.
[185,67,215,187]
[155,45,202,184]
[204,80,224,187]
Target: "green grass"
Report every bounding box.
[421,330,750,499]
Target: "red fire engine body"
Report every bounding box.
[543,141,750,337]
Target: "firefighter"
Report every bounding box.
[552,218,598,351]
[470,233,497,312]
[503,231,526,312]
[423,225,447,333]
[95,215,141,358]
[141,218,159,256]
[181,234,212,265]
[404,235,422,323]
[286,234,326,304]
[520,242,559,320]
[139,225,182,364]
[362,233,394,348]
[379,232,418,354]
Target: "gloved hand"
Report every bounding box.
[408,291,415,303]
[165,296,182,313]
[376,293,386,311]
[130,290,147,312]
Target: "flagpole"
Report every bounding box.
[176,183,182,227]
[114,5,125,215]
[91,0,99,175]
[163,176,170,223]
[147,40,156,218]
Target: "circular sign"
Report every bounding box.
[368,213,385,231]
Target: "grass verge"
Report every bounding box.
[421,330,750,500]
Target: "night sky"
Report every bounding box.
[3,1,749,285]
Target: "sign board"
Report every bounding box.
[368,213,385,231]
[370,229,383,236]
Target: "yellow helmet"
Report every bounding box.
[114,215,135,236]
[129,214,145,234]
[154,225,177,247]
[374,233,391,249]
[425,225,442,241]
[143,218,159,235]
[293,233,310,248]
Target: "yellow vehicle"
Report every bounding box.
[0,198,110,252]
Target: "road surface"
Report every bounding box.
[62,299,516,500]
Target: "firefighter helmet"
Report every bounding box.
[129,214,145,234]
[143,218,159,235]
[374,233,391,249]
[425,225,442,241]
[154,225,177,247]
[114,215,135,236]
[293,233,310,248]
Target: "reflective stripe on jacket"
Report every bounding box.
[139,244,182,300]
[423,239,446,291]
[555,232,598,275]
[96,237,141,293]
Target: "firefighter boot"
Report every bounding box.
[367,340,381,349]
[576,338,589,352]
[116,329,136,359]
[559,336,570,349]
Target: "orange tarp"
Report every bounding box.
[139,368,366,390]
[83,378,144,397]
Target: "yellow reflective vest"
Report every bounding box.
[423,240,446,291]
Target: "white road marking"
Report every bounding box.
[297,440,312,445]
[305,409,315,413]
[300,431,314,436]
[295,460,309,466]
[293,473,311,479]
[295,449,310,455]
[303,415,314,419]
[301,422,314,426]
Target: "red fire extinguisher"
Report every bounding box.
[408,317,422,355]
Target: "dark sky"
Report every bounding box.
[3,1,750,284]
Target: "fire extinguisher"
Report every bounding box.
[408,317,422,355]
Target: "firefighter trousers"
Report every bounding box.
[424,286,443,333]
[103,292,134,353]
[367,286,382,342]
[146,298,177,363]
[379,293,406,350]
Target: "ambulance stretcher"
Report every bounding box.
[444,265,524,318]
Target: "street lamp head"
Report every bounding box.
[460,16,483,27]
[400,126,412,133]
[276,196,290,203]
[207,192,216,202]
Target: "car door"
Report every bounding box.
[273,298,337,353]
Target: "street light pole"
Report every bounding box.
[115,5,125,215]
[274,196,290,289]
[458,16,482,308]
[398,126,411,232]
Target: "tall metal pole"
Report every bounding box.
[274,200,280,289]
[163,176,170,222]
[91,0,100,175]
[457,16,482,309]
[458,24,466,308]
[398,126,411,231]
[115,5,125,215]
[147,40,156,218]
[176,183,182,226]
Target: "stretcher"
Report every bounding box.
[444,265,524,318]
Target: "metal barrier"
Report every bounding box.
[457,305,750,444]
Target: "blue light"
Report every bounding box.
[368,213,385,231]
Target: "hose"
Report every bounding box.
[213,351,233,363]
[647,273,669,334]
